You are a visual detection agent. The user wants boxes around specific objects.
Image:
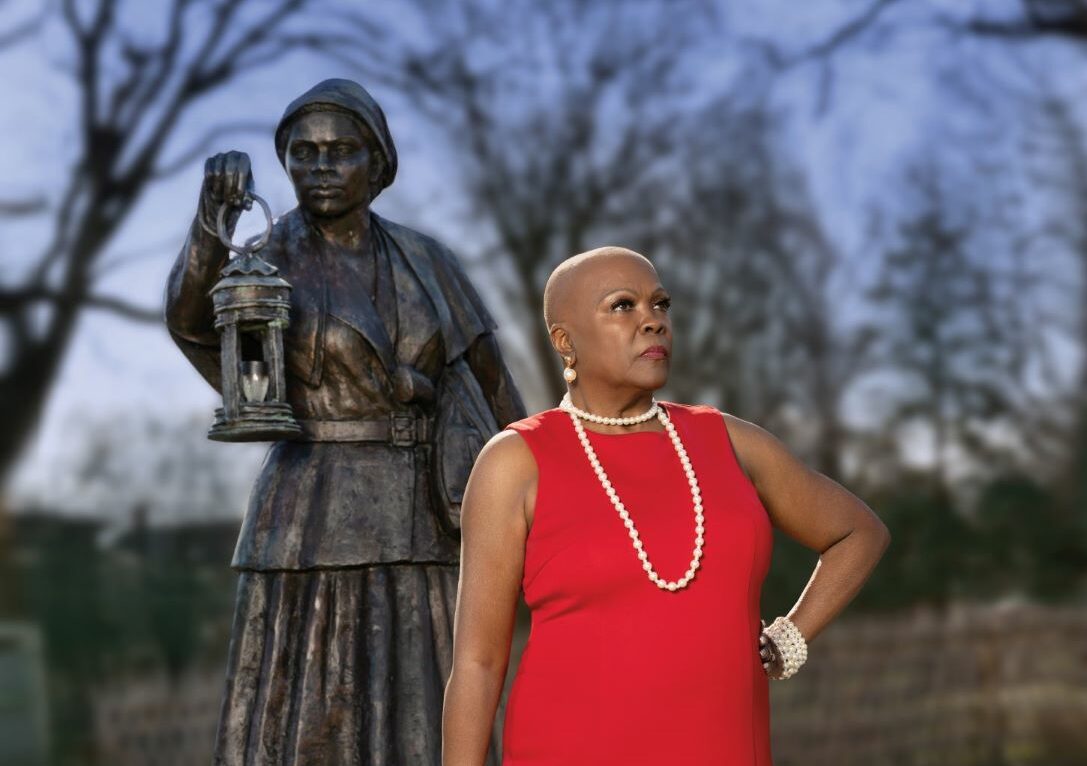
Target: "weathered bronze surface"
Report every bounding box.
[164,79,524,765]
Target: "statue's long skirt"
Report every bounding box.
[211,565,500,765]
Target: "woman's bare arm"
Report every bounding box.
[443,429,536,765]
[724,413,891,644]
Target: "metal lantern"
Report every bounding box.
[208,193,301,442]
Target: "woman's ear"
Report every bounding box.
[550,325,574,357]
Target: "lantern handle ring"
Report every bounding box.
[217,192,273,255]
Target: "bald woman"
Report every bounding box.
[442,247,889,765]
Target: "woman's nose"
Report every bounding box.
[640,314,665,334]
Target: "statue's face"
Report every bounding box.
[285,110,375,218]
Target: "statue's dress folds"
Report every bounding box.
[166,207,514,765]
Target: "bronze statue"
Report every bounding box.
[165,79,524,765]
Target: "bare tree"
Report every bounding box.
[748,0,1087,488]
[330,0,717,404]
[860,161,1032,496]
[743,0,1087,116]
[788,0,1087,58]
[645,97,869,479]
[1011,92,1087,501]
[646,104,803,423]
[324,1,874,474]
[955,0,1087,41]
[917,48,1087,492]
[0,0,373,483]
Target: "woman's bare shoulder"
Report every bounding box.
[465,429,538,509]
[718,411,780,484]
[719,411,764,440]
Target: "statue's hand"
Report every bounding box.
[200,151,254,234]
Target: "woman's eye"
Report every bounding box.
[291,147,312,160]
[334,144,355,157]
[609,297,670,312]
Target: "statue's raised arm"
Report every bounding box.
[165,151,253,350]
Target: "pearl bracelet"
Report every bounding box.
[762,616,808,680]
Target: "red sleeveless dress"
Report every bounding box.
[501,402,774,765]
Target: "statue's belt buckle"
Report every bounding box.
[390,414,417,447]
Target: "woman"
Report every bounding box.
[165,79,523,765]
[442,246,890,765]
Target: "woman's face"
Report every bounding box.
[560,255,672,393]
[285,111,375,218]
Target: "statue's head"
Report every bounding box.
[275,79,398,218]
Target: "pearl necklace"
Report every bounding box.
[559,396,705,591]
[559,392,659,425]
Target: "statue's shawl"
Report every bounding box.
[171,210,497,393]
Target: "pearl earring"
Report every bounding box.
[563,356,577,383]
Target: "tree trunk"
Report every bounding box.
[0,309,82,484]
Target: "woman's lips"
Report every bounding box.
[640,346,669,360]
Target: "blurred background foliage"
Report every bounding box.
[1,0,1086,763]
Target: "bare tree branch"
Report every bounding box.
[956,0,1087,41]
[109,0,195,127]
[0,197,48,217]
[341,0,710,401]
[27,173,91,287]
[0,286,160,323]
[82,293,162,323]
[0,0,377,482]
[794,0,907,64]
[93,236,191,279]
[750,0,1087,123]
[189,0,307,92]
[0,2,47,48]
[153,120,272,179]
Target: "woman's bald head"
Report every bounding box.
[542,246,672,396]
[543,246,656,330]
